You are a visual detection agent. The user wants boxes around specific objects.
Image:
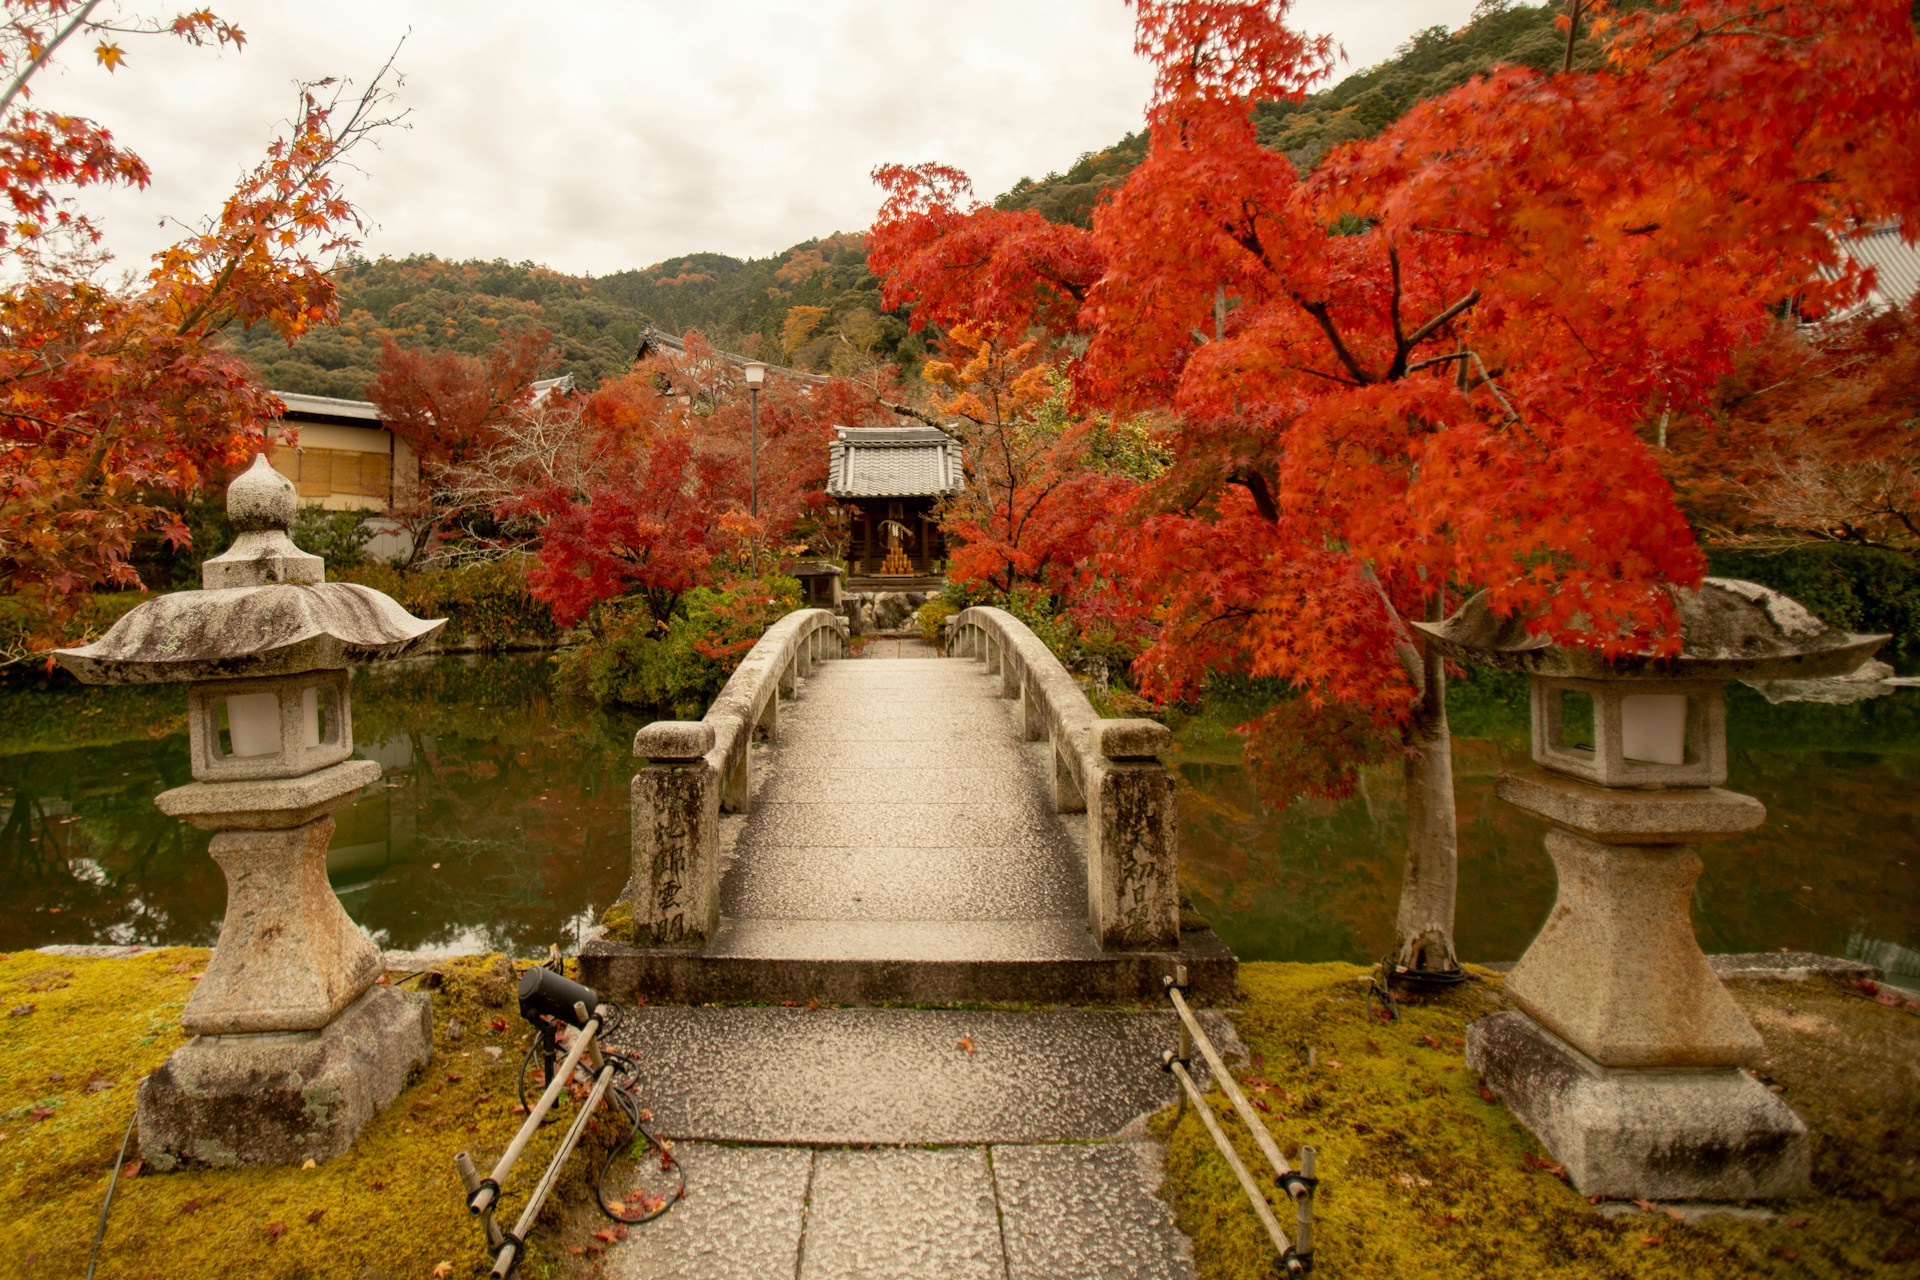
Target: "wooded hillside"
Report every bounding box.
[224,1,1720,395]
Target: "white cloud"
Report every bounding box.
[39,0,1481,278]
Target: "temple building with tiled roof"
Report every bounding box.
[826,425,963,587]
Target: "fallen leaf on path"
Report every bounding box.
[958,1036,975,1056]
[432,1265,454,1278]
[264,1221,286,1241]
[306,1208,325,1225]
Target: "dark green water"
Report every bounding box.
[3,657,1916,982]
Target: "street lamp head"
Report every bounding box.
[741,360,768,389]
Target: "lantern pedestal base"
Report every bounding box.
[1467,1010,1808,1201]
[136,984,432,1170]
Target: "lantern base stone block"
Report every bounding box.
[136,984,431,1170]
[1467,1010,1808,1201]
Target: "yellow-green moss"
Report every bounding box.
[597,899,636,946]
[1158,962,1920,1280]
[0,949,618,1280]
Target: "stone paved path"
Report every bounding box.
[708,656,1100,964]
[607,652,1206,1279]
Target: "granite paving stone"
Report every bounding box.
[731,801,1064,851]
[612,1007,1218,1144]
[992,1142,1199,1280]
[603,1142,810,1280]
[724,845,1085,920]
[798,1148,1004,1280]
[707,916,1098,962]
[755,766,1038,806]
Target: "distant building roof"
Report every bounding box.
[271,375,573,426]
[827,425,964,500]
[634,325,829,384]
[1826,223,1920,319]
[276,391,382,425]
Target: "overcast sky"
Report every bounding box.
[41,0,1482,279]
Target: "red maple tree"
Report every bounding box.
[872,0,1920,972]
[365,327,556,565]
[0,3,401,660]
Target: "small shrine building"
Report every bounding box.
[826,425,964,590]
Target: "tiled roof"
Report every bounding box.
[827,425,964,499]
[1844,224,1920,312]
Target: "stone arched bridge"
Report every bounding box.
[579,605,1234,1005]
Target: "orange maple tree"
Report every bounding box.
[872,0,1920,972]
[0,2,401,660]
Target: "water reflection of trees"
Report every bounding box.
[1181,688,1918,966]
[1,655,646,955]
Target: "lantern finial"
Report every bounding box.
[200,453,323,588]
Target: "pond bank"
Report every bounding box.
[6,949,1915,1280]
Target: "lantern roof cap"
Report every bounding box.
[1412,578,1888,681]
[53,453,443,685]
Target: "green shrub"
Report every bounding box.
[339,556,558,651]
[292,505,375,570]
[916,597,959,647]
[558,577,803,714]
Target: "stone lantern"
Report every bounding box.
[55,455,445,1168]
[1414,579,1887,1201]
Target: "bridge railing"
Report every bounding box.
[948,606,1180,950]
[626,607,848,946]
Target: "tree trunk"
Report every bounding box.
[1393,638,1460,974]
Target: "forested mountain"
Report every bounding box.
[225,1,1664,396]
[221,234,922,398]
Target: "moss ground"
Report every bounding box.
[0,949,625,1280]
[1158,963,1920,1280]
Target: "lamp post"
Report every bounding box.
[742,360,767,577]
[54,456,445,1168]
[1414,579,1887,1201]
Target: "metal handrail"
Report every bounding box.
[1163,966,1319,1275]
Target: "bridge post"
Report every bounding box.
[1087,720,1180,950]
[629,721,721,945]
[1053,734,1087,814]
[779,657,796,697]
[1020,668,1046,742]
[1000,645,1021,699]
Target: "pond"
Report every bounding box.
[3,656,1916,986]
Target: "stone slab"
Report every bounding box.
[155,758,380,830]
[724,846,1085,920]
[1496,770,1766,843]
[138,984,431,1169]
[769,739,1038,772]
[609,1006,1224,1144]
[1709,952,1883,983]
[603,1143,810,1280]
[993,1142,1197,1280]
[768,715,1019,742]
[709,916,1099,961]
[1466,1010,1809,1200]
[755,766,1045,806]
[732,800,1064,850]
[800,1148,1003,1280]
[580,928,1239,1006]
